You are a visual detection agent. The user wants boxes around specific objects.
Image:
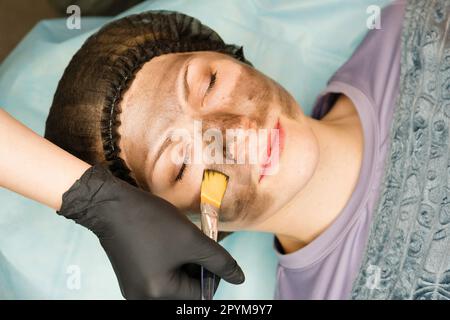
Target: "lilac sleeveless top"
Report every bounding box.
[275,0,406,299]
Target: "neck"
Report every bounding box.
[252,96,363,253]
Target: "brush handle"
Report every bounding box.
[200,203,219,300]
[200,203,218,240]
[201,267,216,300]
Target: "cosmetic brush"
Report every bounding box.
[200,169,229,300]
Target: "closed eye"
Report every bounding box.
[175,163,186,181]
[175,145,191,182]
[205,71,217,95]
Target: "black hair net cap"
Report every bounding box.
[45,10,251,186]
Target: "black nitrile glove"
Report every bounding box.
[58,165,245,299]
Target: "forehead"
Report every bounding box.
[117,53,185,176]
[122,50,235,115]
[120,52,190,130]
[120,50,240,137]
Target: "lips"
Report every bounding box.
[259,119,285,182]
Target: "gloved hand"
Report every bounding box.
[58,165,245,299]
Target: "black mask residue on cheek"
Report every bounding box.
[207,163,273,223]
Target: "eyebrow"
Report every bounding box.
[152,133,173,174]
[183,62,190,103]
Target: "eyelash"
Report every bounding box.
[175,163,186,181]
[175,147,190,182]
[205,71,217,95]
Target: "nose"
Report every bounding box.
[222,117,258,164]
[239,117,258,131]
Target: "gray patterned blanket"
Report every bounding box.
[351,0,450,299]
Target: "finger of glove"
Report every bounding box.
[187,234,245,285]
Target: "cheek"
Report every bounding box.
[219,180,275,231]
[205,68,239,110]
[208,163,274,228]
[205,64,274,119]
[163,163,204,211]
[275,82,303,120]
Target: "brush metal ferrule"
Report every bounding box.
[200,202,219,242]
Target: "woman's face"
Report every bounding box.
[118,51,319,231]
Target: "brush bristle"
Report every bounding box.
[200,170,229,208]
